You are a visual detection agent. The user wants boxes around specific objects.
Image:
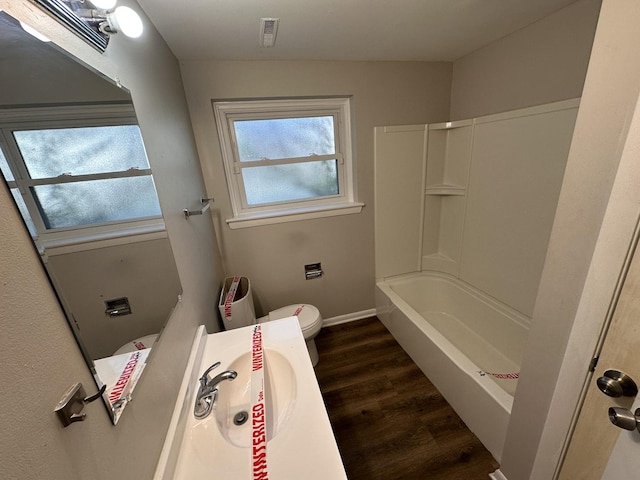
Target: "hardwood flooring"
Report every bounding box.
[314,317,500,480]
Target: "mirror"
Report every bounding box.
[0,11,182,424]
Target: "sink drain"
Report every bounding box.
[233,410,249,426]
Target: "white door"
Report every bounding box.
[559,231,640,479]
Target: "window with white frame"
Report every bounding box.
[214,97,362,228]
[0,104,163,247]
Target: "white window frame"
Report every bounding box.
[214,97,363,229]
[0,104,165,251]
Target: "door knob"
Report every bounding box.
[596,370,638,397]
[609,407,640,431]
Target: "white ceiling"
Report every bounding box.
[137,0,580,62]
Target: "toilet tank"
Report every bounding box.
[218,276,256,330]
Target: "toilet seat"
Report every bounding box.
[268,304,322,338]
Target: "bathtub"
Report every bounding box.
[375,272,530,462]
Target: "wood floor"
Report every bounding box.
[314,317,500,480]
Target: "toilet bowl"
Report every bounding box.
[259,304,323,366]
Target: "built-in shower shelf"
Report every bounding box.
[422,119,473,277]
[425,184,466,196]
[428,119,474,131]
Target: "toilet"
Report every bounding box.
[219,276,323,366]
[258,304,323,366]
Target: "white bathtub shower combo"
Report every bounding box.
[376,273,528,460]
[374,99,579,461]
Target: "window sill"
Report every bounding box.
[38,221,167,257]
[226,202,365,229]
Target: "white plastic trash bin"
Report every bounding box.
[218,276,256,330]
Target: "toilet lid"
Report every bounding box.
[268,304,321,334]
[113,333,159,356]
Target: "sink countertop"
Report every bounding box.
[154,316,348,480]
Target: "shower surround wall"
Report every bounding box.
[376,99,579,317]
[374,99,579,460]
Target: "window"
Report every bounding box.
[214,97,362,228]
[0,104,163,247]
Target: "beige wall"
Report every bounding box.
[450,0,601,120]
[0,1,223,479]
[46,238,181,359]
[180,60,452,319]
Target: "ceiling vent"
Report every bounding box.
[260,18,279,48]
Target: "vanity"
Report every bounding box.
[153,317,347,479]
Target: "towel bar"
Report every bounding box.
[184,198,214,219]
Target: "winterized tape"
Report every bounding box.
[477,370,520,380]
[251,324,269,480]
[223,276,242,320]
[108,351,142,404]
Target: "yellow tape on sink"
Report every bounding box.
[251,324,269,480]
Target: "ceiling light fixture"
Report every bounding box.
[260,18,279,48]
[87,0,117,9]
[76,1,144,39]
[100,6,144,38]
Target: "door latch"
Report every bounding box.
[609,407,640,432]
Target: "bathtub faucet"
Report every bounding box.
[194,361,237,419]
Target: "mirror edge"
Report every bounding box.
[30,0,108,52]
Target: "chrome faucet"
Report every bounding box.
[194,362,237,419]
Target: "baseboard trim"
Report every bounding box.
[489,469,508,480]
[322,308,377,327]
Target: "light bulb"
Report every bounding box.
[109,6,143,38]
[89,0,117,9]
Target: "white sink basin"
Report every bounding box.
[154,317,347,480]
[213,348,296,447]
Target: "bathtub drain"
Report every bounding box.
[234,410,249,426]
